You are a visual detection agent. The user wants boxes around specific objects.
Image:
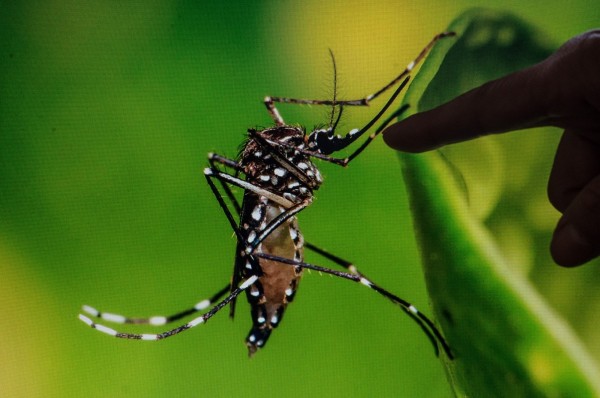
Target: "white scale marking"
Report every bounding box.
[285,288,294,296]
[258,316,266,324]
[102,312,126,324]
[240,275,259,290]
[188,316,205,327]
[194,299,210,310]
[250,288,260,297]
[270,315,278,324]
[255,151,262,157]
[288,181,300,189]
[150,316,167,326]
[79,314,93,326]
[298,162,308,170]
[289,228,298,240]
[348,128,359,136]
[249,334,256,342]
[245,260,253,270]
[407,60,415,71]
[247,230,256,243]
[283,192,297,202]
[274,168,286,177]
[315,169,322,182]
[82,305,99,317]
[95,323,118,336]
[408,305,418,315]
[141,334,158,341]
[251,207,262,221]
[207,169,293,208]
[259,175,270,181]
[359,277,372,287]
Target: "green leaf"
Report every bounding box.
[398,9,600,397]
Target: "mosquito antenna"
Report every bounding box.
[328,48,337,129]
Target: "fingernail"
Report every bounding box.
[551,221,598,267]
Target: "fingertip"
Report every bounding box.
[550,219,599,267]
[382,122,415,152]
[382,116,436,153]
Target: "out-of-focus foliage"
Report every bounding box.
[400,8,600,397]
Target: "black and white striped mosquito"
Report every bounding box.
[79,32,455,359]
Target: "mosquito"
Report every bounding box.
[79,32,455,359]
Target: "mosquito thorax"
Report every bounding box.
[240,126,323,201]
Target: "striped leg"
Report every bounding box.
[252,252,453,359]
[264,32,455,126]
[78,276,258,340]
[81,284,230,327]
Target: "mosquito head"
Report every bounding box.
[307,127,336,155]
[307,123,358,156]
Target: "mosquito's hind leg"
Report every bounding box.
[252,251,453,359]
[81,284,230,327]
[78,276,258,340]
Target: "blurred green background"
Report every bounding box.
[1,1,599,397]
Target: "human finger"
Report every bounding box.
[382,62,551,152]
[383,30,600,153]
[548,129,600,212]
[550,174,600,267]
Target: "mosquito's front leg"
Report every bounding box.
[264,96,286,126]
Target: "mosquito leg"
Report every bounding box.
[261,80,410,167]
[204,168,295,209]
[306,78,410,160]
[341,103,409,165]
[81,284,230,326]
[264,96,286,126]
[204,168,246,243]
[266,33,455,160]
[208,152,243,172]
[208,152,244,214]
[245,198,312,255]
[266,32,454,109]
[78,276,258,340]
[304,241,364,276]
[253,252,453,359]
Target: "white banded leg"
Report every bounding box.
[265,33,454,110]
[263,33,455,142]
[207,152,244,215]
[81,284,230,327]
[78,276,258,340]
[253,252,453,359]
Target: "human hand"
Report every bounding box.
[383,30,600,267]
